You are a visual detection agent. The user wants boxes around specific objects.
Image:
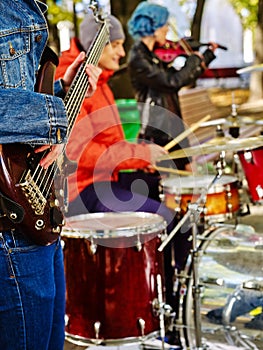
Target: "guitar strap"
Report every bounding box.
[0,191,24,224]
[40,46,59,67]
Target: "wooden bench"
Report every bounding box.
[179,87,228,146]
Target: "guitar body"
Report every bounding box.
[0,48,64,245]
[0,143,64,245]
[0,9,109,245]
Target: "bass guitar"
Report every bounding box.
[0,6,109,245]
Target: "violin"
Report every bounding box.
[154,37,227,63]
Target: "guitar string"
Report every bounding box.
[30,22,109,206]
[29,24,108,198]
[41,27,108,198]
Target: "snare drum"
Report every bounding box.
[62,212,166,345]
[238,147,263,203]
[161,175,240,222]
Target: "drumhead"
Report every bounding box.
[62,212,166,241]
[161,175,237,194]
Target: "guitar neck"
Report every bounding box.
[64,20,109,136]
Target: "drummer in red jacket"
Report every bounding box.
[55,12,177,232]
[56,11,197,322]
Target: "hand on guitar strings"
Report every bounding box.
[35,144,64,169]
[62,51,102,97]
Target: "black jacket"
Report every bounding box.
[128,41,216,168]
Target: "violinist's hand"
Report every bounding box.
[148,144,168,166]
[207,42,220,52]
[62,51,102,97]
[35,144,64,169]
[193,50,204,60]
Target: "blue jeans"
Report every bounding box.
[223,285,263,323]
[0,231,65,350]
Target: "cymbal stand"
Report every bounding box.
[159,160,226,349]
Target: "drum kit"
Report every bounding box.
[62,110,263,349]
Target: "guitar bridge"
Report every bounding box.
[19,170,47,215]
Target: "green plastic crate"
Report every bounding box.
[116,99,141,142]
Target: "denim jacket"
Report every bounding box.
[0,0,67,144]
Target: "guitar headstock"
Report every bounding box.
[89,0,107,23]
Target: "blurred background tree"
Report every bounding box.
[42,0,263,100]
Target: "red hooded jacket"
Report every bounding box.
[55,38,151,202]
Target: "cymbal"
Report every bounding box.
[158,135,263,160]
[200,115,263,128]
[237,64,263,74]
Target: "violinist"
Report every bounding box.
[127,1,220,172]
[127,1,220,314]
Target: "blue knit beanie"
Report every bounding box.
[128,1,169,39]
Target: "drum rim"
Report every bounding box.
[161,175,238,194]
[65,330,160,346]
[63,211,167,239]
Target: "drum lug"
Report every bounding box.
[159,193,165,202]
[94,321,101,341]
[243,150,253,163]
[152,298,173,318]
[159,230,168,242]
[88,238,97,255]
[137,318,145,337]
[152,273,173,339]
[136,235,142,251]
[256,185,263,200]
[174,195,182,210]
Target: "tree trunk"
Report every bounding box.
[191,0,206,40]
[109,0,141,99]
[249,0,263,101]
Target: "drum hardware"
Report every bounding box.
[224,328,260,350]
[136,234,143,251]
[138,318,146,337]
[180,223,263,350]
[200,113,263,130]
[201,97,263,140]
[159,230,168,243]
[200,276,225,288]
[94,321,102,344]
[89,237,97,255]
[159,165,229,349]
[157,274,166,350]
[173,268,180,295]
[243,279,263,292]
[255,185,263,200]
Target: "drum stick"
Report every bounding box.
[163,114,211,151]
[154,165,192,176]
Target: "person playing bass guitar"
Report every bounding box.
[0,1,101,349]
